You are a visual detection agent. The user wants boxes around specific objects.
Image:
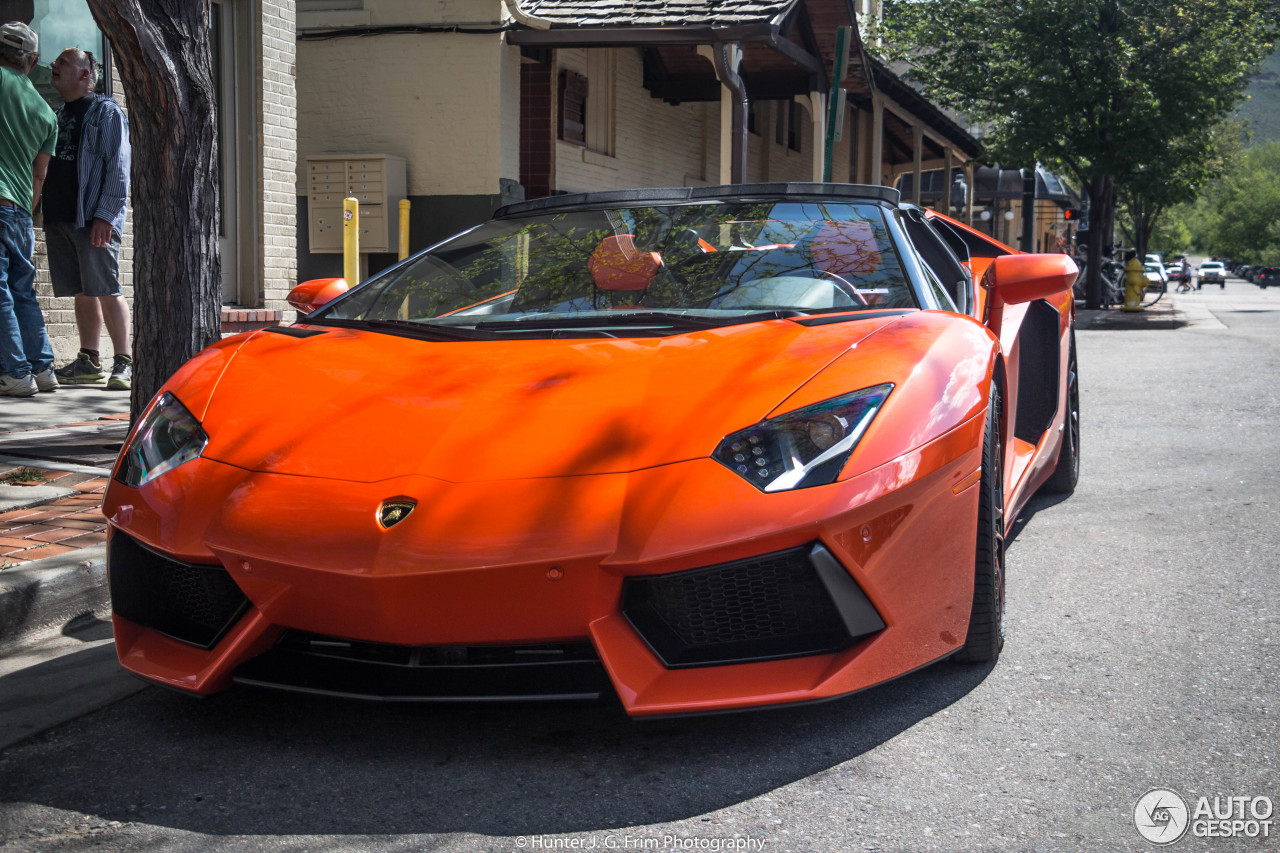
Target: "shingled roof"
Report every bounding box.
[514,0,798,28]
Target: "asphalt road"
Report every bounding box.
[1,277,1278,852]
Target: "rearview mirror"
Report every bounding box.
[981,254,1078,309]
[288,278,349,315]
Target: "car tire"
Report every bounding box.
[954,384,1005,663]
[1041,331,1079,495]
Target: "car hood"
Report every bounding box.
[197,316,904,483]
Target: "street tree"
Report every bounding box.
[881,0,1279,308]
[1116,122,1243,261]
[84,1,220,419]
[1203,141,1280,263]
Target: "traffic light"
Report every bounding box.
[1063,208,1081,221]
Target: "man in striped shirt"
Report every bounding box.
[46,46,132,390]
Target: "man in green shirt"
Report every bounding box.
[0,20,57,397]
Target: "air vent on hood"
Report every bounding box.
[263,326,330,338]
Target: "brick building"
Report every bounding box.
[295,0,983,283]
[20,0,984,360]
[18,0,297,360]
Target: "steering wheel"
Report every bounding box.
[818,269,870,306]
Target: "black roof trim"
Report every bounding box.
[495,183,902,219]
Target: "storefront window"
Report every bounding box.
[0,0,109,108]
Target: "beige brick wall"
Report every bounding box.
[552,48,822,194]
[745,100,820,185]
[262,0,299,318]
[296,29,513,197]
[554,48,713,193]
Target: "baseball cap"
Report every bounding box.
[0,21,38,53]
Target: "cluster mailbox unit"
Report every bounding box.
[306,153,408,257]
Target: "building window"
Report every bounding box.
[747,100,758,135]
[774,101,786,146]
[584,50,614,156]
[559,69,588,148]
[12,0,109,108]
[788,101,803,152]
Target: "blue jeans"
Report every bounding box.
[0,205,53,378]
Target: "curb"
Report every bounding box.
[0,544,109,653]
[1075,300,1184,331]
[0,483,78,512]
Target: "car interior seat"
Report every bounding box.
[588,234,663,307]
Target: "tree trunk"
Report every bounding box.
[85,0,220,421]
[1083,175,1115,310]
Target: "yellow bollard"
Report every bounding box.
[1122,256,1146,312]
[399,199,411,261]
[343,197,359,286]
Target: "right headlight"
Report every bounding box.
[713,384,893,492]
[117,391,209,488]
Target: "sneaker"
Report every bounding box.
[33,367,57,393]
[55,352,105,385]
[0,373,37,397]
[107,354,132,391]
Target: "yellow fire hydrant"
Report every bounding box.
[1122,256,1147,312]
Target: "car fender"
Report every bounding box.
[771,311,999,482]
[110,332,262,483]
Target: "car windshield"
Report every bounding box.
[311,201,914,336]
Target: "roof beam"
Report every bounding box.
[646,72,814,103]
[508,23,776,48]
[879,97,953,151]
[508,22,822,76]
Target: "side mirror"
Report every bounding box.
[981,254,1078,310]
[288,278,349,315]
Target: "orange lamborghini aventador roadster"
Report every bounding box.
[105,183,1079,716]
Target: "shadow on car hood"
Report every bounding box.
[198,317,901,483]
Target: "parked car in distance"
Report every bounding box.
[1256,266,1280,289]
[1199,261,1226,288]
[1145,253,1163,268]
[1164,263,1184,282]
[1143,262,1168,290]
[1235,264,1252,282]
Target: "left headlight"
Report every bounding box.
[713,384,893,493]
[117,391,209,488]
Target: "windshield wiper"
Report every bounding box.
[305,317,495,342]
[473,310,804,332]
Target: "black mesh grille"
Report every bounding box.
[108,532,248,649]
[622,544,855,667]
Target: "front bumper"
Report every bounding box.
[106,412,984,716]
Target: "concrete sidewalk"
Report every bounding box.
[0,386,137,749]
[0,385,127,652]
[1075,289,1185,330]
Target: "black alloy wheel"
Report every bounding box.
[1042,331,1080,495]
[955,384,1006,663]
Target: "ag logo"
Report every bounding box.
[377,499,416,529]
[1135,788,1190,845]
